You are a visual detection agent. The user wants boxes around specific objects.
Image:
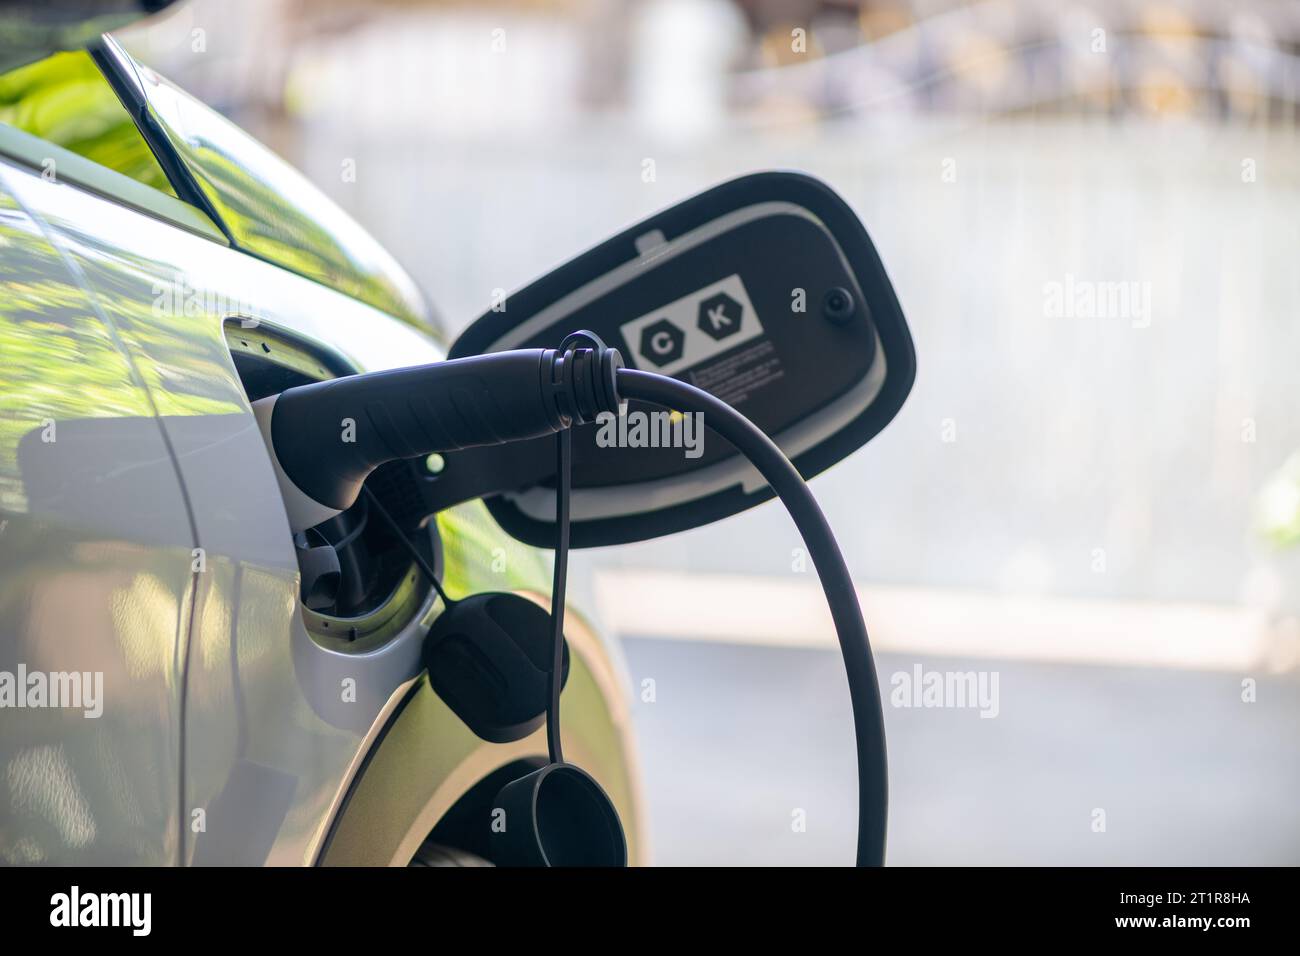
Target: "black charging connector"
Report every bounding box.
[259,345,623,529]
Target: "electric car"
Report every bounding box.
[1,2,915,867]
[0,31,645,866]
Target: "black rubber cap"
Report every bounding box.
[422,592,569,744]
[491,763,626,867]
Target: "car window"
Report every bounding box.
[104,40,432,334]
[0,50,176,198]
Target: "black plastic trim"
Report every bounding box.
[89,36,237,246]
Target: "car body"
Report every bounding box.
[0,35,643,865]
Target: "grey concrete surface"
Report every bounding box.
[622,636,1300,866]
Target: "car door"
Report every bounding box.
[0,166,195,865]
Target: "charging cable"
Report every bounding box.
[361,485,454,610]
[542,330,610,765]
[614,368,887,866]
[260,336,887,865]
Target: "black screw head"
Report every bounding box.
[822,287,856,324]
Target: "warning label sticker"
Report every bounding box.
[619,274,763,378]
[687,338,784,408]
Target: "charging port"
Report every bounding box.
[224,320,442,651]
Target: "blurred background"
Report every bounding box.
[118,0,1300,864]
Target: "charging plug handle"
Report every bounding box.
[265,346,622,518]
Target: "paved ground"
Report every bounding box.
[621,636,1300,866]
